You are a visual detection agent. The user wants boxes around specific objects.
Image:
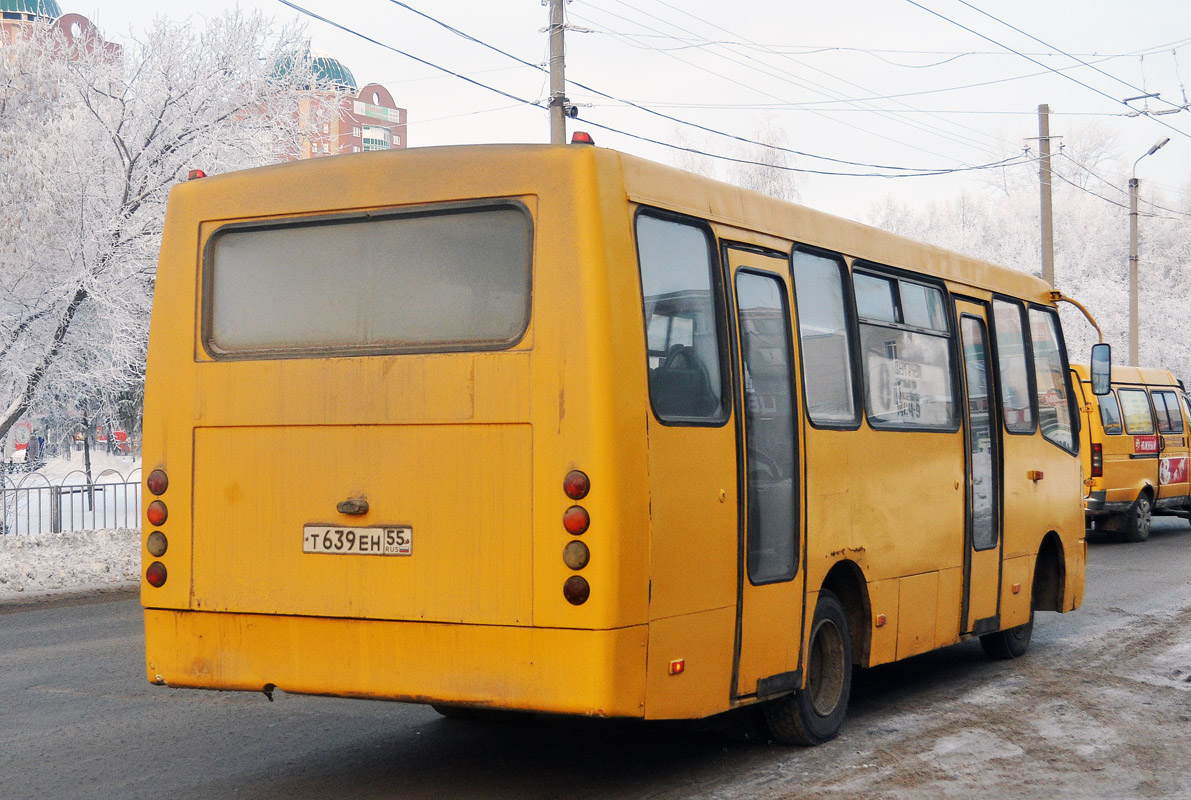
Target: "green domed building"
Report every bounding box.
[0,0,62,20]
[310,53,357,93]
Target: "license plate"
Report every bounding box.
[302,525,412,556]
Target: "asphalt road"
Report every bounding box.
[2,517,1189,800]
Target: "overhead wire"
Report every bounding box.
[377,0,1024,174]
[578,117,1035,178]
[570,3,993,160]
[273,0,539,108]
[565,31,1191,65]
[633,0,1021,153]
[581,0,1004,154]
[902,0,1191,142]
[1055,152,1191,218]
[1047,168,1188,221]
[953,0,1187,115]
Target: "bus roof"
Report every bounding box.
[176,142,1054,303]
[611,147,1053,302]
[1070,363,1182,388]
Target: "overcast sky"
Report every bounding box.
[73,0,1191,221]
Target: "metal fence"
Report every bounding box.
[0,468,141,535]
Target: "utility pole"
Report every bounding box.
[1037,104,1055,287]
[1128,175,1140,366]
[1128,136,1171,366]
[548,0,566,144]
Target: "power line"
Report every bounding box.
[571,4,987,160]
[1055,152,1191,218]
[581,0,1005,154]
[902,0,1191,142]
[273,0,540,108]
[572,29,1191,65]
[274,0,1036,179]
[953,0,1187,114]
[1048,168,1188,221]
[378,0,1022,174]
[578,117,1035,178]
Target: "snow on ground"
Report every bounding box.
[0,453,142,602]
[0,528,140,601]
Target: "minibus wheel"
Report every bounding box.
[979,605,1034,659]
[1120,494,1152,543]
[762,589,852,745]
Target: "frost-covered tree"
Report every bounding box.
[725,115,801,204]
[0,12,336,445]
[667,115,801,203]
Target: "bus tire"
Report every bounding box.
[762,589,852,746]
[430,704,474,719]
[979,605,1034,659]
[1120,493,1152,543]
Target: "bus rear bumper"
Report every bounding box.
[143,608,648,718]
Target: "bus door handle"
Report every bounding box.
[337,497,369,515]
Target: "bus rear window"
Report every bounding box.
[1098,392,1123,434]
[204,203,531,358]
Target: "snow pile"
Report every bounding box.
[0,528,140,600]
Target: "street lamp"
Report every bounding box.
[1128,136,1170,366]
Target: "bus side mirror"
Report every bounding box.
[1090,343,1112,396]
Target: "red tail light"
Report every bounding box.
[563,576,590,605]
[563,505,589,534]
[146,500,168,527]
[146,561,167,587]
[563,470,589,500]
[147,469,168,496]
[1091,443,1103,478]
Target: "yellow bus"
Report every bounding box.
[142,140,1097,745]
[1071,364,1191,540]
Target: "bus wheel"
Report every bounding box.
[1120,494,1152,543]
[762,589,852,746]
[430,704,474,719]
[979,605,1034,659]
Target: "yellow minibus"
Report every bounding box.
[1072,364,1191,540]
[142,140,1099,744]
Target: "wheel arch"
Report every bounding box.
[1033,531,1066,612]
[821,560,871,666]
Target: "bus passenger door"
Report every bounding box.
[956,300,1003,633]
[724,246,805,699]
[1153,389,1191,503]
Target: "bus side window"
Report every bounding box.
[791,249,857,426]
[1098,392,1124,434]
[1152,391,1183,434]
[1117,389,1154,435]
[991,299,1035,434]
[1027,307,1074,451]
[636,214,724,422]
[854,272,955,430]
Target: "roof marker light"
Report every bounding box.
[570,131,595,145]
[187,169,207,180]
